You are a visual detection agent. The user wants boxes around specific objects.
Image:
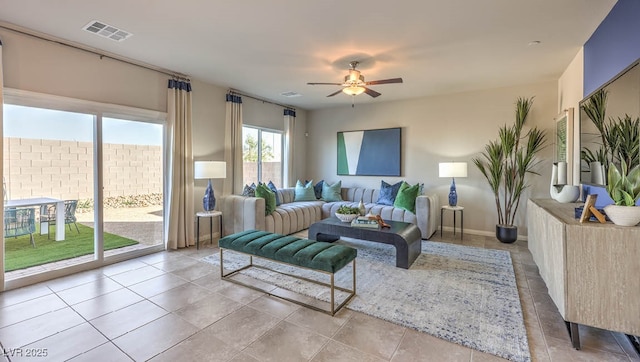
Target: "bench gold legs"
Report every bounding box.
[219,248,356,316]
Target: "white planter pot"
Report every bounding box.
[603,205,640,226]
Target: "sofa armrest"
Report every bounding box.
[415,193,439,239]
[220,195,265,236]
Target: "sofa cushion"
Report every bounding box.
[314,180,324,199]
[321,181,342,202]
[267,180,282,206]
[256,183,276,215]
[241,183,256,197]
[377,180,403,205]
[394,182,420,213]
[295,180,317,201]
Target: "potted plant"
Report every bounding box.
[604,160,640,226]
[581,89,640,183]
[473,97,547,243]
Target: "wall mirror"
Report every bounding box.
[579,59,640,185]
[555,108,574,184]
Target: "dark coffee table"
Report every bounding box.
[308,217,422,269]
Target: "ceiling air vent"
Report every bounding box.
[281,91,302,98]
[83,20,132,42]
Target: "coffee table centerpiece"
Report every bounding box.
[335,205,361,222]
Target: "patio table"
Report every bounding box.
[5,197,65,241]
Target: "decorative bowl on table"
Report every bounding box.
[335,213,359,223]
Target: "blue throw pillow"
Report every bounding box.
[321,181,342,202]
[267,180,281,206]
[314,180,324,199]
[241,183,256,197]
[306,179,324,199]
[294,180,317,201]
[377,180,403,205]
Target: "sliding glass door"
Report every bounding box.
[3,105,96,279]
[100,117,164,255]
[2,91,165,285]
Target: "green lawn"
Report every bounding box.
[5,224,139,272]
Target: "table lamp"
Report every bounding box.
[439,162,468,206]
[194,161,226,211]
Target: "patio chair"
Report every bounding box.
[4,207,37,247]
[40,200,80,239]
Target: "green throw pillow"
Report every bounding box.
[393,181,420,213]
[294,180,316,201]
[321,180,342,202]
[255,183,276,215]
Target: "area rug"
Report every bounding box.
[202,239,530,362]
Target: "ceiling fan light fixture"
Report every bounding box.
[342,86,366,96]
[346,69,363,83]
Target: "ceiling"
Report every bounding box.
[0,0,617,110]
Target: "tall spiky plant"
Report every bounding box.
[580,89,610,171]
[473,97,547,226]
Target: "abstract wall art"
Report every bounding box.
[337,127,401,176]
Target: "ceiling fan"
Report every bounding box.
[307,61,403,98]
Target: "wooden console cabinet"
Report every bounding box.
[527,199,640,348]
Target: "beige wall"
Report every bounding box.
[0,28,310,218]
[0,30,166,112]
[306,81,558,237]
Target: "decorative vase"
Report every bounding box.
[203,179,216,211]
[590,161,605,185]
[496,224,517,243]
[358,199,366,216]
[550,162,580,203]
[603,205,640,226]
[448,179,458,206]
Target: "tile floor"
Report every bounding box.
[0,231,638,362]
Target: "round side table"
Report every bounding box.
[196,210,222,249]
[440,205,464,240]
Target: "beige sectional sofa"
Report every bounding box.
[220,186,439,240]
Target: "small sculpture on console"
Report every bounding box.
[550,161,580,203]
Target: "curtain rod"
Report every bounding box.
[0,22,190,81]
[229,88,295,111]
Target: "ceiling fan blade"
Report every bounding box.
[326,89,343,97]
[365,78,403,85]
[363,87,381,98]
[307,82,343,85]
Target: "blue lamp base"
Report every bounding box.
[448,178,458,206]
[203,179,216,211]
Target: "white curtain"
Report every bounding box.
[283,109,296,188]
[0,38,6,281]
[223,93,243,195]
[166,79,194,249]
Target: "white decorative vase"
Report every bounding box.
[590,162,605,185]
[550,162,580,203]
[603,205,640,226]
[358,199,366,216]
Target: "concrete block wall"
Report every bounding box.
[3,137,162,201]
[242,162,282,188]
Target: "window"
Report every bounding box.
[242,126,282,187]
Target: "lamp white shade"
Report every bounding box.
[439,162,468,178]
[194,161,226,179]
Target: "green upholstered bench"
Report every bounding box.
[218,229,356,315]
